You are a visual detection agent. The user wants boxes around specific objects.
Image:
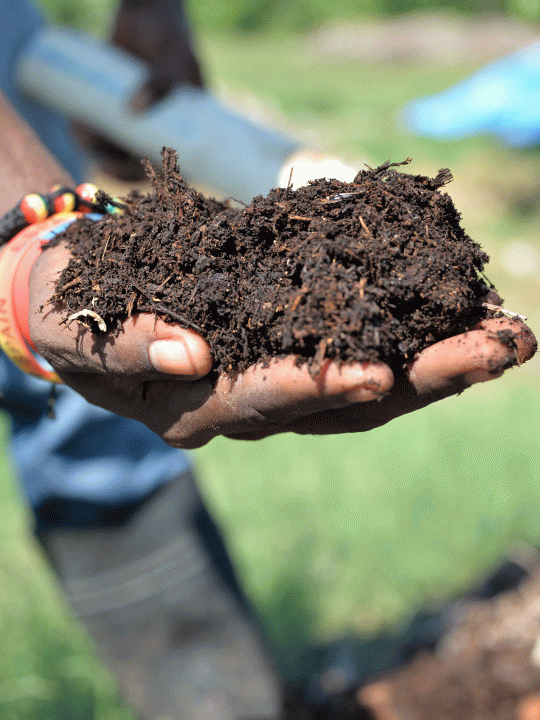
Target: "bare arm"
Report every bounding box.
[0,92,73,213]
[72,0,205,180]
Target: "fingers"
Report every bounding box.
[217,357,395,417]
[163,317,535,446]
[264,317,538,439]
[409,317,537,397]
[58,314,212,380]
[144,358,394,448]
[476,316,537,363]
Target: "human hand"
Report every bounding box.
[257,316,536,440]
[28,243,536,449]
[112,0,204,111]
[73,0,204,181]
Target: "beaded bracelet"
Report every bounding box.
[0,183,117,382]
[0,183,117,246]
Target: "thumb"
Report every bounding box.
[30,244,213,380]
[114,314,213,378]
[129,76,173,113]
[129,80,156,113]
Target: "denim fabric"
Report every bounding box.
[0,350,191,510]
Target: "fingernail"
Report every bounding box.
[148,339,194,374]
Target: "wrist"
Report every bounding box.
[0,213,80,382]
[0,183,119,382]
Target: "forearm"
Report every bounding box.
[0,91,73,214]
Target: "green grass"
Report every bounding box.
[38,0,533,35]
[3,28,540,718]
[196,376,540,679]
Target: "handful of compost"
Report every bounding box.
[48,151,513,375]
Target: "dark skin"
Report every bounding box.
[72,0,204,180]
[113,0,204,109]
[29,263,535,448]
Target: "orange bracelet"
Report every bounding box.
[0,212,81,383]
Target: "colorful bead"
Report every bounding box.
[20,194,48,224]
[53,192,77,214]
[76,183,99,210]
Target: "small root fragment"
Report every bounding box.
[358,214,372,237]
[482,303,528,322]
[61,275,82,291]
[67,309,107,332]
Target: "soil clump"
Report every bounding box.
[49,149,492,375]
[278,557,540,720]
[354,556,540,720]
[43,154,540,718]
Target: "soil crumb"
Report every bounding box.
[49,149,492,375]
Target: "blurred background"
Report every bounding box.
[3,0,540,717]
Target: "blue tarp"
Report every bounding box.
[401,41,540,148]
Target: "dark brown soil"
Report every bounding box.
[48,149,492,375]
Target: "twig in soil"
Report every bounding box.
[100,236,110,261]
[132,282,203,332]
[153,274,173,297]
[480,268,496,288]
[482,303,528,321]
[358,214,372,237]
[153,303,203,331]
[61,275,82,291]
[229,197,248,207]
[320,191,363,205]
[287,165,294,190]
[126,292,137,318]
